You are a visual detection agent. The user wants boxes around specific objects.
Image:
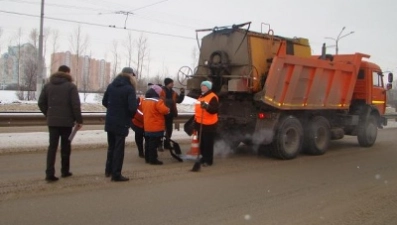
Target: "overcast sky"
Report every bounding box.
[1,0,396,79]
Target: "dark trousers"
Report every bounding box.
[200,131,215,165]
[132,126,145,156]
[46,126,72,177]
[105,132,126,178]
[164,116,173,148]
[145,136,161,163]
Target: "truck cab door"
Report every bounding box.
[371,71,386,114]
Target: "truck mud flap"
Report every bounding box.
[252,114,280,145]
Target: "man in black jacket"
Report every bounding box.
[38,65,83,182]
[159,78,185,149]
[102,67,137,182]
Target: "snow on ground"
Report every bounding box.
[0,90,101,104]
[0,90,196,112]
[0,90,21,104]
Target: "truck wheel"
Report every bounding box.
[304,116,330,155]
[357,115,378,147]
[272,116,303,159]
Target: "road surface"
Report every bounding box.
[1,128,397,225]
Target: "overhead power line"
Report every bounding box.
[0,10,195,40]
[103,0,170,29]
[5,0,193,30]
[5,0,170,13]
[3,0,112,12]
[131,0,169,12]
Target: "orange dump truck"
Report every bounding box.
[181,22,393,159]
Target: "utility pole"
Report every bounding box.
[325,26,354,55]
[36,0,45,99]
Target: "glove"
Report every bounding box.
[180,88,185,94]
[200,101,209,109]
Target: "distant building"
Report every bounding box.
[0,43,42,90]
[51,52,111,92]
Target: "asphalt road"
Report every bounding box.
[1,128,397,225]
[0,124,104,133]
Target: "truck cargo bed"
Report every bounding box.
[262,53,369,110]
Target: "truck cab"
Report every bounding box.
[351,61,393,129]
[353,62,386,114]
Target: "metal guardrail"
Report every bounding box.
[0,112,194,127]
[0,112,396,127]
[384,114,397,119]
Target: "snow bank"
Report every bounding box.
[1,91,196,104]
[0,91,20,104]
[0,91,102,104]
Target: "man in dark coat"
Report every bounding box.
[38,65,83,182]
[159,78,185,149]
[102,67,137,182]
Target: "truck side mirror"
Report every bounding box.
[388,73,393,83]
[386,83,392,90]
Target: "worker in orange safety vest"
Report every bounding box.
[131,96,145,158]
[194,80,219,166]
[142,85,170,165]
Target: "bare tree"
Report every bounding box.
[101,52,110,90]
[14,41,39,100]
[111,40,119,80]
[1,32,15,90]
[0,27,4,89]
[135,34,149,79]
[23,57,38,100]
[29,28,39,48]
[43,27,50,58]
[125,31,134,67]
[49,29,60,74]
[135,76,149,96]
[145,52,151,80]
[81,54,92,102]
[69,25,89,90]
[150,72,165,85]
[0,27,3,54]
[13,28,23,89]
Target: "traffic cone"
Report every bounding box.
[185,131,199,159]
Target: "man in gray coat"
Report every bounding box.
[38,65,83,182]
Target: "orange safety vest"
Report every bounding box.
[195,92,218,125]
[132,97,144,128]
[142,97,170,132]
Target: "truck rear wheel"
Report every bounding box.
[272,116,303,159]
[357,115,378,147]
[304,116,330,155]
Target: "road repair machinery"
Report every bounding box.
[178,22,394,159]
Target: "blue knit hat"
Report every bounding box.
[201,80,212,90]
